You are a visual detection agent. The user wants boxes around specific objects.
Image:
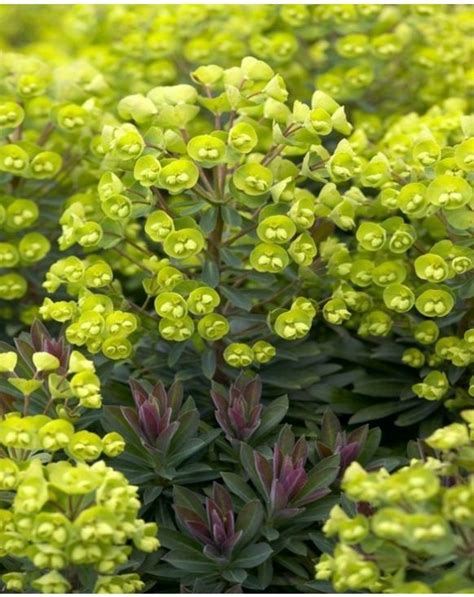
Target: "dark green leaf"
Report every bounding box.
[232,543,272,568]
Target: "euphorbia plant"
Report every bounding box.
[160,483,271,593]
[38,55,355,385]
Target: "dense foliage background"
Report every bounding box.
[0,4,472,594]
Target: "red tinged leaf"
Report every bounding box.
[212,376,262,442]
[212,483,233,514]
[129,379,148,408]
[338,441,361,470]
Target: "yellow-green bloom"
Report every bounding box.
[102,432,126,457]
[415,253,449,283]
[233,163,273,196]
[68,430,103,462]
[402,348,425,368]
[1,572,26,592]
[145,210,174,243]
[30,151,62,179]
[33,512,71,545]
[102,194,132,220]
[398,182,429,217]
[289,233,317,266]
[56,104,88,132]
[0,144,29,175]
[159,316,195,342]
[18,232,51,263]
[154,292,188,319]
[32,571,71,594]
[257,215,296,245]
[454,137,474,172]
[0,459,19,490]
[163,228,205,259]
[197,313,229,341]
[426,423,470,451]
[358,310,392,337]
[323,299,351,325]
[428,175,472,210]
[413,321,439,345]
[275,308,312,339]
[187,134,226,166]
[134,155,161,186]
[223,343,254,368]
[187,286,220,315]
[101,337,133,361]
[5,199,38,230]
[158,159,199,194]
[228,122,258,153]
[372,261,407,287]
[383,283,415,313]
[415,288,454,318]
[38,419,75,451]
[249,243,289,273]
[252,340,276,364]
[349,259,373,287]
[356,222,386,251]
[0,101,24,129]
[413,370,449,401]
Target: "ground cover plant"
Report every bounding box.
[0,4,473,594]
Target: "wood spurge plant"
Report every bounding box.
[0,4,473,594]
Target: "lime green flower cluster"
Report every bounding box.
[0,412,124,461]
[40,258,139,360]
[0,421,158,594]
[318,98,473,409]
[1,6,471,116]
[315,411,474,593]
[37,56,356,369]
